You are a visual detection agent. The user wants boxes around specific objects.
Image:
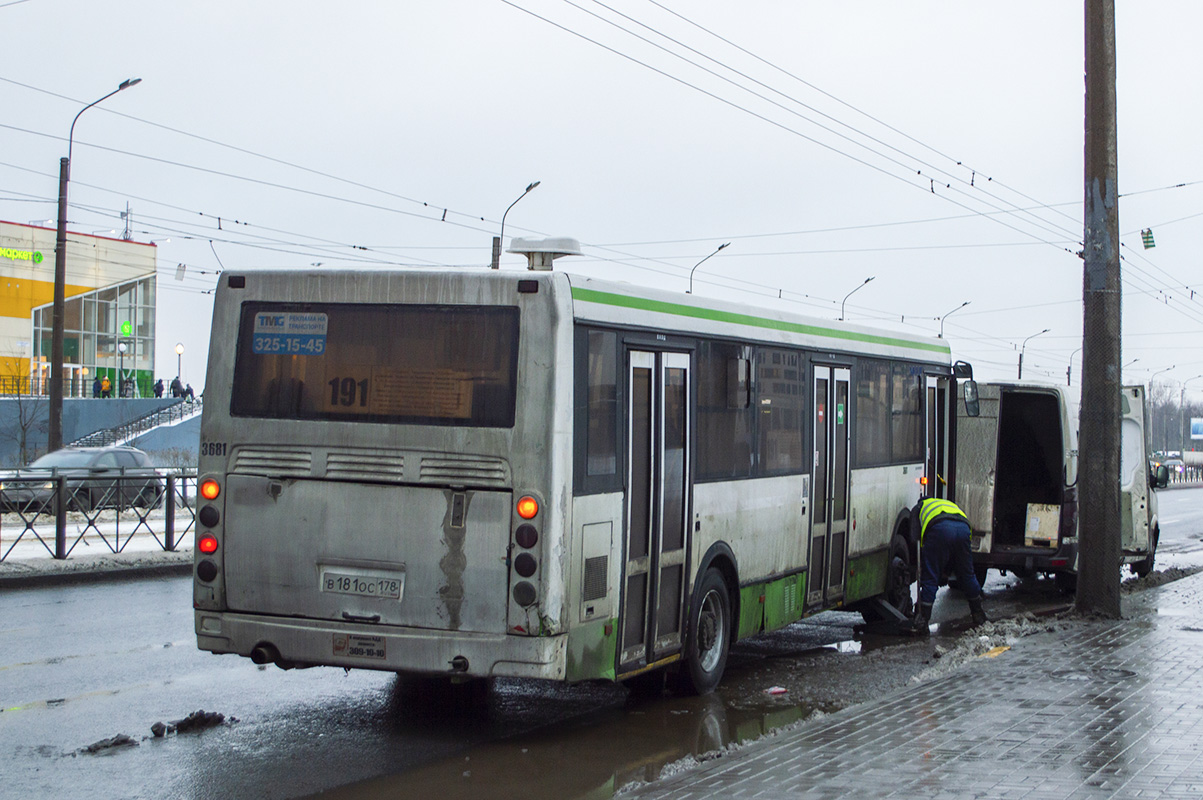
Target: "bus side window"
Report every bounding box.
[697,341,755,480]
[586,330,618,477]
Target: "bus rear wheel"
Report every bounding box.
[676,568,731,696]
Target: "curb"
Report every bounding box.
[0,553,192,589]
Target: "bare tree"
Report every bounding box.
[1149,381,1177,453]
[0,377,48,467]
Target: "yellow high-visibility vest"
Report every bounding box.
[919,498,968,543]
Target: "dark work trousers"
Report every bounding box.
[919,517,981,605]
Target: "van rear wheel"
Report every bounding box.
[1133,527,1158,578]
[1054,571,1077,594]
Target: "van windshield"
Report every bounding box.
[230,302,520,427]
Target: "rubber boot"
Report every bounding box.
[968,596,988,628]
[911,602,933,634]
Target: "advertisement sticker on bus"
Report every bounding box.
[333,633,386,660]
[252,311,328,355]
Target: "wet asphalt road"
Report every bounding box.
[3,486,1202,800]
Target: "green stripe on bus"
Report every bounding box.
[571,286,951,356]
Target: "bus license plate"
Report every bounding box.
[333,633,386,660]
[321,570,404,600]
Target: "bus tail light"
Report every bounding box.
[512,581,537,607]
[515,524,538,549]
[201,479,221,500]
[516,496,539,519]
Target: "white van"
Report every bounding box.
[955,381,1167,591]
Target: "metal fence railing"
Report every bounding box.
[0,469,197,561]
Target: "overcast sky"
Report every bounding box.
[3,1,1201,396]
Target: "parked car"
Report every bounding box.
[0,446,163,513]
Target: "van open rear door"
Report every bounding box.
[955,383,1001,552]
[1120,385,1153,555]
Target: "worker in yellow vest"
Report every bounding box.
[910,497,987,631]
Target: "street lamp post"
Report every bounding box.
[117,342,127,398]
[686,242,731,294]
[48,77,142,451]
[1149,366,1176,451]
[175,342,184,380]
[1149,365,1175,389]
[1017,328,1050,379]
[839,276,875,321]
[938,301,970,338]
[1067,347,1083,386]
[491,181,540,270]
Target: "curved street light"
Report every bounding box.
[1067,347,1084,386]
[1149,365,1175,388]
[1017,328,1049,379]
[491,181,540,270]
[48,77,142,451]
[686,242,731,294]
[840,276,875,321]
[938,301,970,338]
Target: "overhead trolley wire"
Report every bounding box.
[505,1,1203,331]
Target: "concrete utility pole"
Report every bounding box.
[1076,0,1122,617]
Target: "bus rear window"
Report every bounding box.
[231,303,520,427]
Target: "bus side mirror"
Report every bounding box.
[963,379,980,418]
[1154,464,1170,488]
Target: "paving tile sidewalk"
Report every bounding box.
[627,573,1203,799]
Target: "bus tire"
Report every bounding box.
[886,535,914,617]
[1054,571,1077,595]
[678,568,731,696]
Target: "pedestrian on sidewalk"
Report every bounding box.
[911,496,987,631]
[170,376,183,398]
[100,375,112,398]
[154,378,164,398]
[92,376,101,398]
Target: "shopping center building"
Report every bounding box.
[0,220,157,398]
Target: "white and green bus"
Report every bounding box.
[193,265,960,693]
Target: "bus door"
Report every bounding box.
[926,375,951,498]
[618,350,691,674]
[808,365,850,608]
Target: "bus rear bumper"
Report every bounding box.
[195,610,567,680]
